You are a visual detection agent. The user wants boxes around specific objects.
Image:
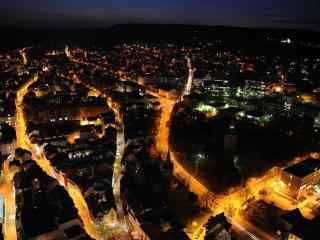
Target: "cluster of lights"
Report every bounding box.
[195,103,218,118]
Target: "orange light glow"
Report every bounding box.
[15,74,100,240]
[274,86,283,93]
[301,94,316,104]
[0,160,19,240]
[155,97,174,157]
[67,132,80,144]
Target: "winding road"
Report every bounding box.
[13,72,145,240]
[15,74,102,239]
[67,51,278,240]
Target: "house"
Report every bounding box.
[204,213,232,240]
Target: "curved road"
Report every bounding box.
[15,74,102,239]
[68,52,274,240]
[15,71,149,240]
[140,57,276,240]
[69,56,149,240]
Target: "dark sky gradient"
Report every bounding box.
[1,0,320,30]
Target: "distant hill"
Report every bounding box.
[0,24,319,51]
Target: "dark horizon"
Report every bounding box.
[1,0,320,31]
[1,22,320,33]
[1,23,320,52]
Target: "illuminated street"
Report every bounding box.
[0,158,18,240]
[105,54,272,239]
[14,74,146,240]
[15,74,101,239]
[10,47,318,240]
[0,74,39,240]
[1,21,320,240]
[83,82,149,240]
[145,55,296,240]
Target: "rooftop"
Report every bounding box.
[284,158,320,178]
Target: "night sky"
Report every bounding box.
[1,0,320,30]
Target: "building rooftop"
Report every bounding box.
[284,158,320,178]
[281,209,315,240]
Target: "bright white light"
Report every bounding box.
[35,145,41,156]
[238,111,245,117]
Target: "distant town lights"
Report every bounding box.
[281,38,292,44]
[238,111,245,117]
